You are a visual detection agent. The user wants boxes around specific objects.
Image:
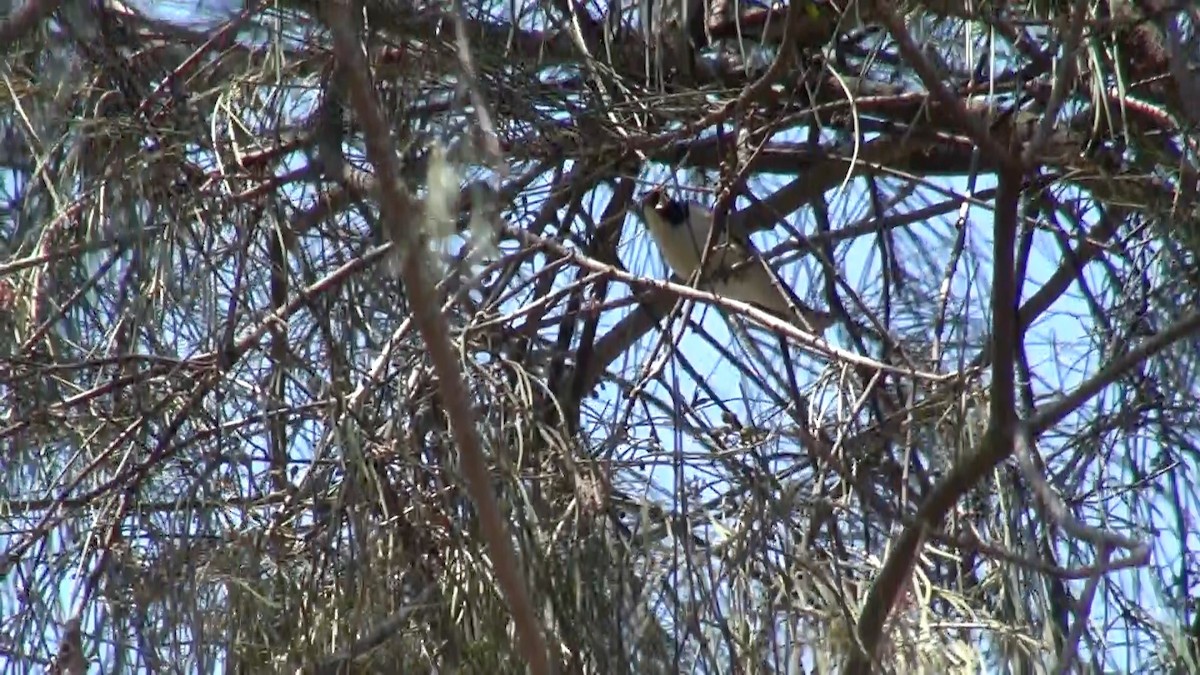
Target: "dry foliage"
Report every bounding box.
[1,0,1199,672]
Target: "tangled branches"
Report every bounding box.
[2,0,1200,672]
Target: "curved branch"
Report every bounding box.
[846,165,1024,672]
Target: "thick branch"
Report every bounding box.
[323,6,554,674]
[845,166,1024,672]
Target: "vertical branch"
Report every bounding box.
[990,167,1021,440]
[267,215,290,495]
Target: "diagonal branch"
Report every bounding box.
[322,5,553,675]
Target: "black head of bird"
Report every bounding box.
[640,187,689,227]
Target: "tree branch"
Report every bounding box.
[322,5,553,674]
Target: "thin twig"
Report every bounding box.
[1020,0,1088,165]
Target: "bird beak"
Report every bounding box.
[639,188,665,216]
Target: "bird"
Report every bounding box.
[637,187,836,333]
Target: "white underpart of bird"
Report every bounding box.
[638,188,836,333]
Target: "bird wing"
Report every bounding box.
[703,242,835,332]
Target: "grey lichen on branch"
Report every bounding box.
[313,67,500,276]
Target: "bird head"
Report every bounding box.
[639,187,689,227]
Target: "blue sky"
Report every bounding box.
[2,0,1193,671]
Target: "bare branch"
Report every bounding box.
[321,5,553,675]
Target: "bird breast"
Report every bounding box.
[645,219,722,279]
